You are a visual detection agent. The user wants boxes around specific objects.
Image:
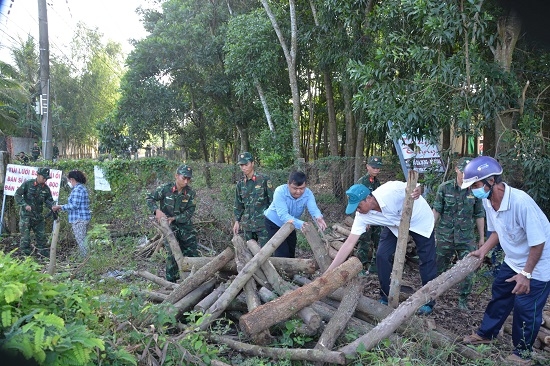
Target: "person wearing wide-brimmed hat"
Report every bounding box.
[14,167,55,256]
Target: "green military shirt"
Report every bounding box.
[234,172,273,232]
[432,179,485,244]
[14,179,54,217]
[146,183,196,226]
[356,173,381,192]
[31,145,40,158]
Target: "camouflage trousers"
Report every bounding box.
[436,239,476,299]
[19,215,49,256]
[355,226,381,272]
[164,224,198,282]
[243,228,270,247]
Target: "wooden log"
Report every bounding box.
[174,278,217,316]
[47,219,61,275]
[543,311,550,330]
[239,257,362,336]
[388,170,417,308]
[233,238,270,288]
[328,246,338,260]
[153,218,186,278]
[315,277,364,352]
[194,282,229,313]
[309,300,403,345]
[343,216,354,227]
[198,222,295,330]
[257,286,321,336]
[233,236,273,345]
[209,334,346,365]
[339,254,483,356]
[177,256,317,275]
[294,274,482,361]
[330,240,344,251]
[161,246,234,306]
[332,224,351,237]
[302,223,332,272]
[139,290,167,302]
[211,360,232,366]
[246,240,321,334]
[134,270,177,289]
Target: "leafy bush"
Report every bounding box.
[0,251,136,365]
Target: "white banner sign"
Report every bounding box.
[94,166,111,191]
[4,164,63,201]
[396,135,445,173]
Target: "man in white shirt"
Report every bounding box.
[461,156,550,365]
[327,181,437,315]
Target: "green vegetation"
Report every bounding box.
[3,0,550,364]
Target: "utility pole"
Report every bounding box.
[38,0,52,160]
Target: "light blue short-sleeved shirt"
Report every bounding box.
[264,184,323,230]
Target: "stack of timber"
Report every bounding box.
[134,218,549,363]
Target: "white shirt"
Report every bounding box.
[484,183,550,281]
[350,181,434,238]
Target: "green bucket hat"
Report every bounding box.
[176,164,193,178]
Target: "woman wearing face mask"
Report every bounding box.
[52,170,91,257]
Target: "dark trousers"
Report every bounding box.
[377,227,437,302]
[477,262,550,357]
[264,217,297,258]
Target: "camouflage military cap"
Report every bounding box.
[37,167,52,179]
[176,164,193,178]
[456,157,473,172]
[367,156,383,168]
[237,152,253,165]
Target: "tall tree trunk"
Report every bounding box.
[324,72,344,199]
[255,80,275,134]
[261,0,301,160]
[341,82,355,190]
[354,125,366,182]
[485,8,521,157]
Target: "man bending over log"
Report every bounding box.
[263,170,327,258]
[326,182,437,315]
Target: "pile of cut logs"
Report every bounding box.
[134,218,550,364]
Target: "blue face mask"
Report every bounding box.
[472,186,490,199]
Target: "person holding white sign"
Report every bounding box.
[14,167,55,257]
[53,170,91,257]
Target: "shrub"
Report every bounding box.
[0,251,136,365]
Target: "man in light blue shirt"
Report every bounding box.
[264,170,327,258]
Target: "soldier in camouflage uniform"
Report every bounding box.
[147,164,198,282]
[355,156,383,274]
[433,157,485,310]
[14,167,55,256]
[31,142,41,161]
[233,152,274,246]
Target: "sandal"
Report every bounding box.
[463,333,492,345]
